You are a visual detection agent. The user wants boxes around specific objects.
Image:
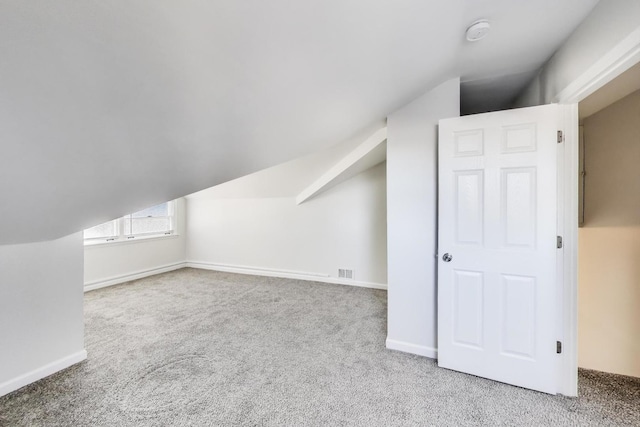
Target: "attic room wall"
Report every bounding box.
[578,89,640,378]
[386,77,460,357]
[84,198,187,290]
[0,233,85,397]
[515,0,640,107]
[185,159,387,288]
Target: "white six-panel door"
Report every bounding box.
[437,104,560,394]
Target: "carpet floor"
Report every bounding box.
[1,268,638,426]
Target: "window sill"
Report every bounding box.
[84,233,180,248]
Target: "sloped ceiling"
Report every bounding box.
[186,121,385,200]
[0,0,598,244]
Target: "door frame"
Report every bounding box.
[555,26,640,396]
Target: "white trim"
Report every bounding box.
[558,104,579,397]
[186,261,387,290]
[84,233,179,247]
[385,338,437,359]
[296,127,387,205]
[0,350,87,397]
[555,26,640,104]
[84,262,187,292]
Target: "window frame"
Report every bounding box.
[83,200,178,246]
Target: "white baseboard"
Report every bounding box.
[386,338,437,359]
[0,349,87,397]
[185,261,387,290]
[84,262,187,292]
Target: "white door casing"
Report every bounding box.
[437,104,561,394]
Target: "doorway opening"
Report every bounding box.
[576,61,640,379]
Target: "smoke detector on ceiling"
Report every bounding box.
[466,20,490,42]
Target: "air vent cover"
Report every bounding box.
[338,269,354,279]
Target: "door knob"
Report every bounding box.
[442,253,453,262]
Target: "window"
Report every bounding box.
[84,201,176,243]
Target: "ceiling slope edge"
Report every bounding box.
[295,127,387,205]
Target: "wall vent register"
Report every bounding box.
[338,269,354,279]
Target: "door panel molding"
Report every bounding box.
[438,104,561,395]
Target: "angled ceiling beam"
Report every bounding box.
[296,127,387,205]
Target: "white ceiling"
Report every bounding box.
[0,0,598,244]
[186,121,385,200]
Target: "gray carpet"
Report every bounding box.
[1,268,639,426]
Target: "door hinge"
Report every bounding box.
[557,341,562,354]
[557,236,563,249]
[557,130,564,143]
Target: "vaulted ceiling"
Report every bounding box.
[0,0,598,244]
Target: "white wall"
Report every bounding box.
[579,89,640,378]
[0,233,86,397]
[84,199,187,290]
[385,77,460,357]
[186,162,387,287]
[516,0,640,107]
